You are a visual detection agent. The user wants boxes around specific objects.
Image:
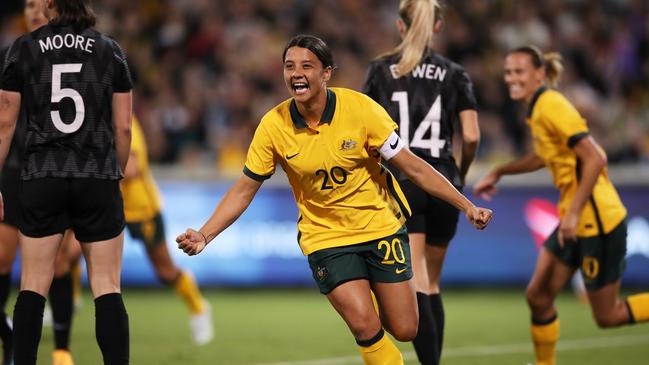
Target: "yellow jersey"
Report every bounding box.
[527,87,626,237]
[244,88,411,255]
[120,117,163,222]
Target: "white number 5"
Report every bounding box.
[51,63,85,133]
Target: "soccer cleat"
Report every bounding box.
[52,349,74,365]
[189,301,214,345]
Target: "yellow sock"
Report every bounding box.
[627,293,649,322]
[358,331,403,365]
[71,260,82,306]
[531,316,560,365]
[370,290,380,314]
[174,271,205,314]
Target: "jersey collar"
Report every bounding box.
[290,89,336,129]
[527,86,548,117]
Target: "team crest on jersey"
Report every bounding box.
[339,139,358,151]
[316,266,329,282]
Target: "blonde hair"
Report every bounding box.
[509,45,565,88]
[386,0,439,77]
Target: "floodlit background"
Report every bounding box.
[1,1,648,364]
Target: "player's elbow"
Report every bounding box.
[463,130,480,146]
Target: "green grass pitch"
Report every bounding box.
[26,288,649,364]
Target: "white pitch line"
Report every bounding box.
[254,334,649,365]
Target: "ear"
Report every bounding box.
[323,66,332,83]
[434,19,443,34]
[396,18,407,38]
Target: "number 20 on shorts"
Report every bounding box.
[378,238,405,265]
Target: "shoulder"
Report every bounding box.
[536,89,574,111]
[259,98,292,128]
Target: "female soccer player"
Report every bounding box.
[363,1,479,363]
[0,0,133,364]
[177,34,492,365]
[474,45,649,365]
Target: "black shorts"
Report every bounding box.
[400,179,461,246]
[126,212,166,248]
[0,168,22,229]
[20,178,125,242]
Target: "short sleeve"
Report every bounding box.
[362,62,380,101]
[1,42,23,93]
[541,93,589,148]
[363,95,399,150]
[455,68,477,112]
[243,119,276,181]
[111,40,132,92]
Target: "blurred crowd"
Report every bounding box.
[1,0,649,175]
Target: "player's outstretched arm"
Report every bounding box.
[389,147,492,230]
[177,174,263,256]
[473,151,545,201]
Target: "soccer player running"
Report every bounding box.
[121,115,213,344]
[0,0,133,364]
[474,46,649,365]
[177,34,492,365]
[363,1,479,363]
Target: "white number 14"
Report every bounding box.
[391,91,445,158]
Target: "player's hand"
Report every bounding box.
[473,171,500,201]
[465,206,493,230]
[558,212,578,247]
[176,228,208,256]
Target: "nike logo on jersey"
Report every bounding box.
[286,153,299,160]
[395,267,407,274]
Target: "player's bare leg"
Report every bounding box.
[13,233,62,365]
[327,279,407,365]
[526,248,575,365]
[588,280,649,327]
[81,233,128,365]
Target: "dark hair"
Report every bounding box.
[51,0,96,29]
[508,45,564,87]
[282,34,336,70]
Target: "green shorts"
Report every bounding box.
[126,212,166,248]
[544,220,627,291]
[307,226,412,294]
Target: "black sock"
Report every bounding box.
[412,292,439,365]
[95,293,129,365]
[0,273,12,365]
[429,293,445,358]
[12,290,46,365]
[49,273,73,350]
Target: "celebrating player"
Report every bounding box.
[474,45,649,365]
[0,0,133,364]
[363,1,479,363]
[177,34,492,365]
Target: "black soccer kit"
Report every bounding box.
[1,24,132,241]
[363,48,477,244]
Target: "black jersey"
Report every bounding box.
[363,49,477,184]
[0,24,132,180]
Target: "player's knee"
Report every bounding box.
[526,287,551,310]
[593,311,624,328]
[348,313,382,340]
[386,315,418,342]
